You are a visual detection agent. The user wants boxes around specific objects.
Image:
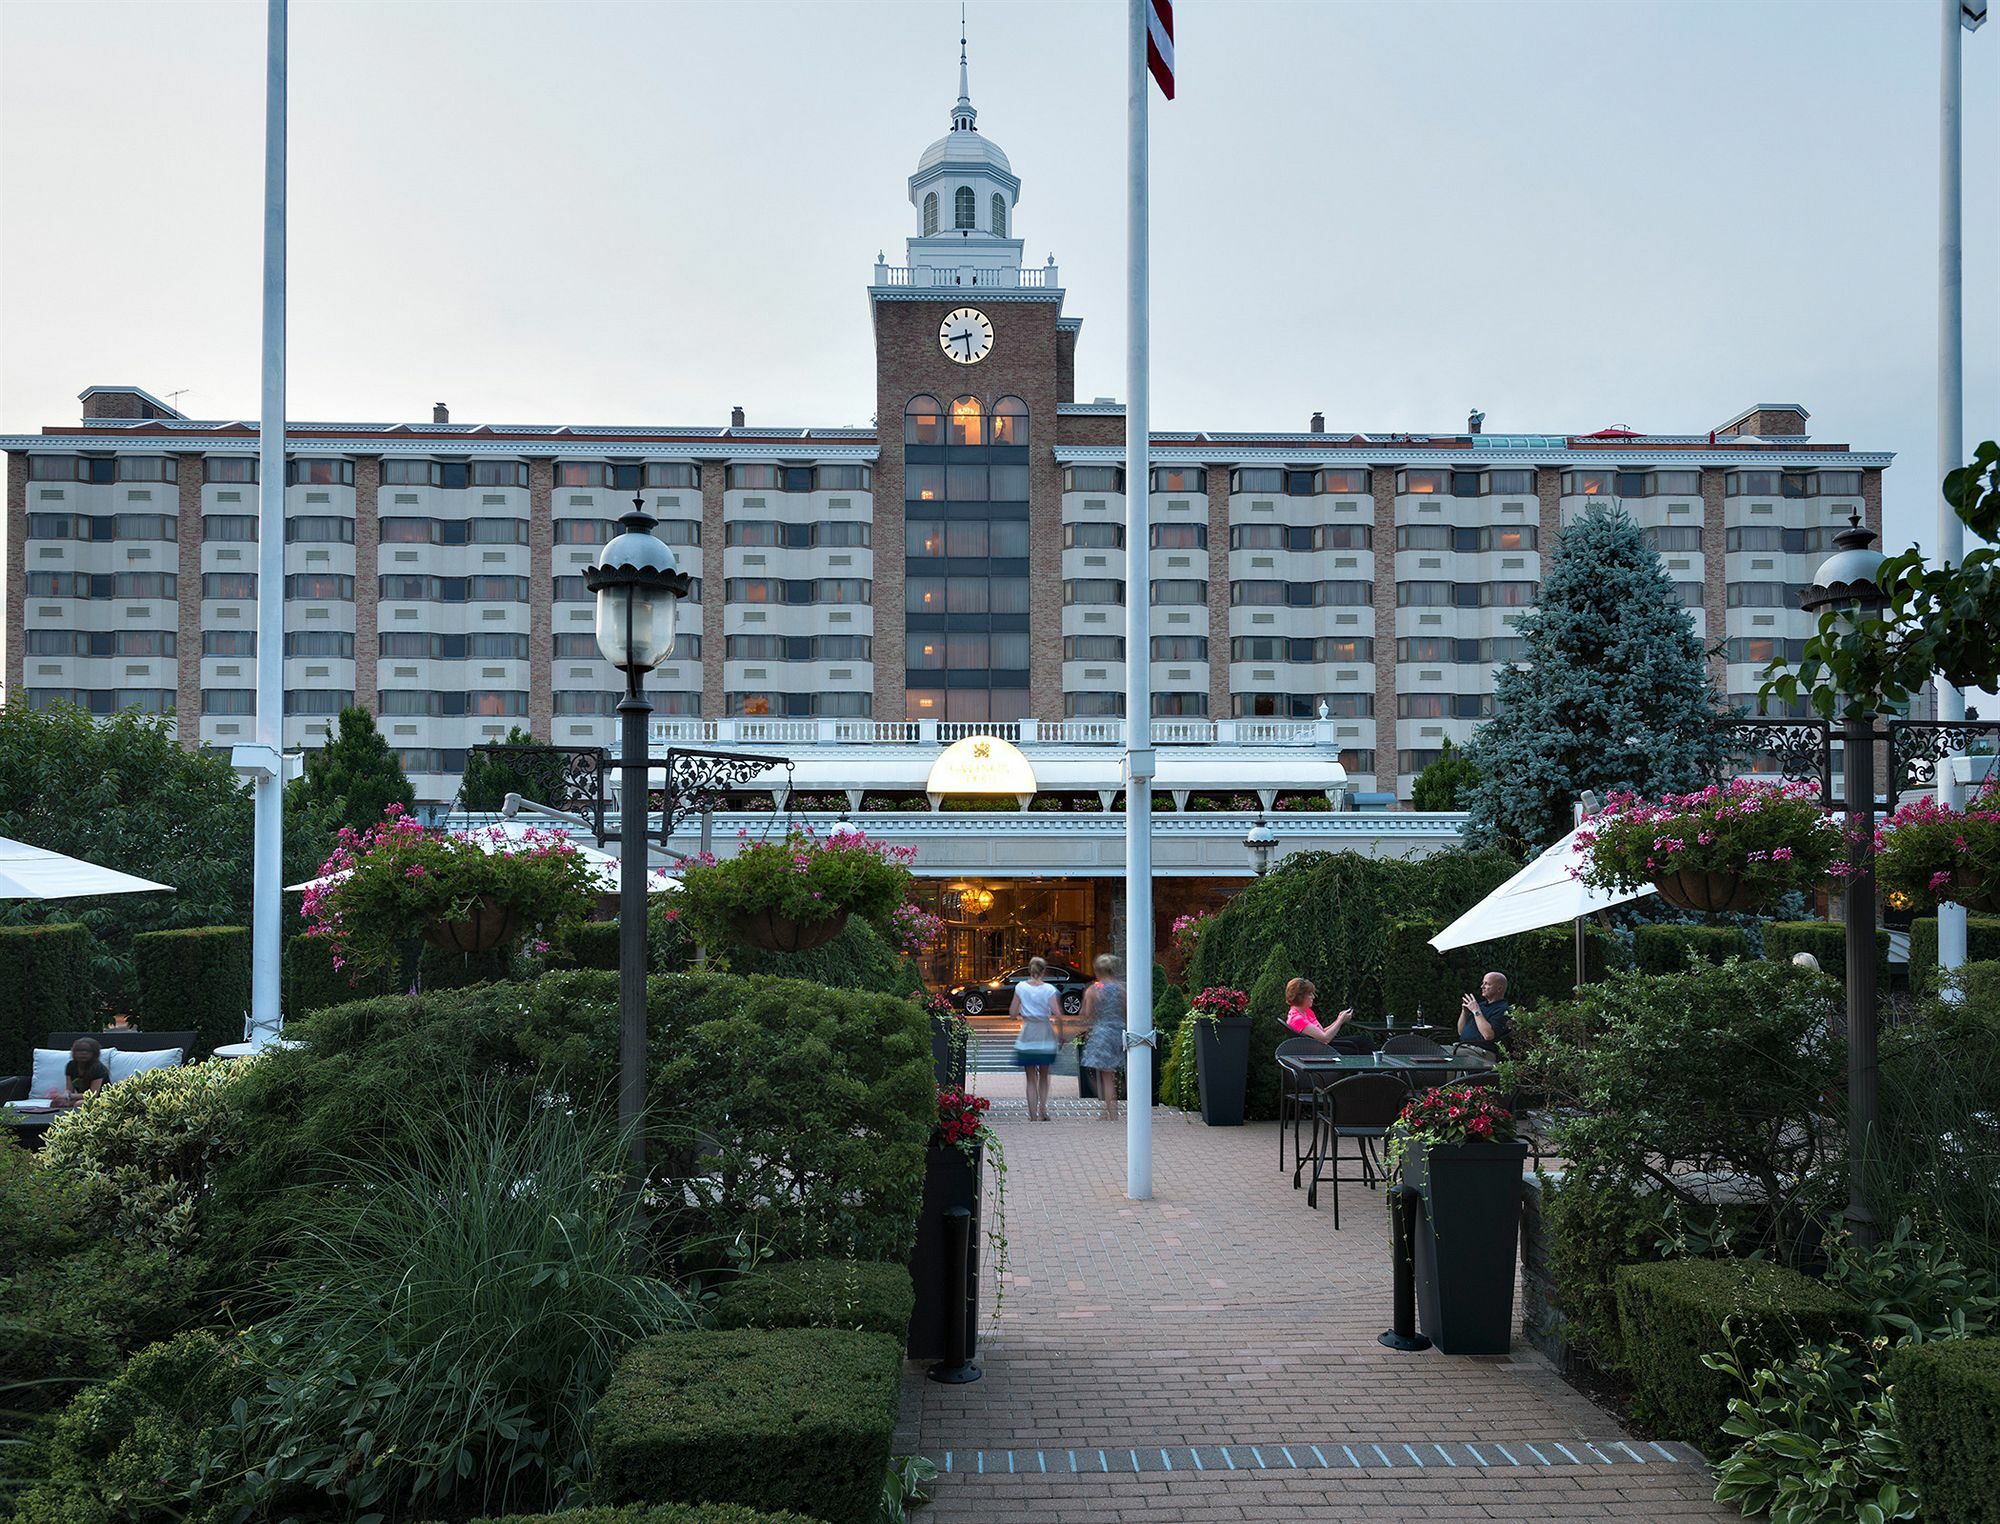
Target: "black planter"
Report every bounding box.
[1194,1015,1251,1126]
[1403,1137,1530,1356]
[907,1140,983,1360]
[930,1012,968,1090]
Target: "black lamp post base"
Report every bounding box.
[1378,1329,1433,1353]
[927,1360,983,1384]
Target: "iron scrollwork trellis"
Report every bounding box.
[462,741,791,847]
[1715,713,1999,805]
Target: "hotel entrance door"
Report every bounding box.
[915,879,1099,992]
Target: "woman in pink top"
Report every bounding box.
[1284,977,1354,1045]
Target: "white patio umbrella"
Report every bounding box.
[1428,823,1653,953]
[0,836,174,900]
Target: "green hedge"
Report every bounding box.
[1910,915,2000,995]
[1378,917,1628,1029]
[472,1508,823,1524]
[711,1259,914,1338]
[1614,1258,1857,1456]
[562,919,622,971]
[1632,924,1750,975]
[1762,920,1890,982]
[281,932,393,1017]
[0,921,93,1072]
[131,927,249,1055]
[592,1329,902,1524]
[1885,1337,2000,1524]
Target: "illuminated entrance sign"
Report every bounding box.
[926,734,1037,807]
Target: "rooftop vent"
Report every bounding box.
[731,406,746,428]
[1310,411,1325,434]
[433,402,449,424]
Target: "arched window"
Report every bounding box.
[990,396,1028,447]
[992,194,1007,239]
[947,395,984,447]
[954,186,975,230]
[904,395,944,446]
[922,192,938,237]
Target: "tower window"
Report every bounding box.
[923,191,938,237]
[992,194,1007,238]
[954,186,975,230]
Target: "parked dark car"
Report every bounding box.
[948,959,1090,1017]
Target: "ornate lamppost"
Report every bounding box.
[584,488,691,1175]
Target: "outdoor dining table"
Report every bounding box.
[1277,1049,1499,1214]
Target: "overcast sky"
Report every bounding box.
[2,0,1995,560]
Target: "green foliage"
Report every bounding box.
[1187,847,1517,1024]
[1240,942,1294,1122]
[562,919,623,971]
[710,1259,914,1338]
[1874,983,2000,1269]
[674,831,912,949]
[1762,440,2000,718]
[458,726,566,813]
[1460,504,1736,854]
[1886,1338,2000,1524]
[712,916,922,996]
[281,926,395,1016]
[1411,737,1479,811]
[40,1058,251,1261]
[1537,1173,1675,1369]
[205,1095,694,1521]
[1909,915,2000,994]
[1761,919,1889,984]
[285,703,414,840]
[130,927,248,1054]
[591,1328,902,1524]
[0,922,92,1072]
[1614,1258,1857,1455]
[0,702,250,1007]
[1159,1013,1200,1111]
[1378,916,1627,1028]
[1577,780,1841,903]
[1632,923,1750,974]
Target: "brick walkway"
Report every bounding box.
[897,1073,1737,1521]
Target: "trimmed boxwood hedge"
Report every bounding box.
[472,1508,822,1524]
[0,921,93,1072]
[562,919,622,970]
[711,1259,914,1338]
[1378,916,1628,1027]
[1761,920,1889,983]
[592,1329,902,1524]
[131,926,250,1055]
[1632,923,1749,975]
[1613,1258,1857,1456]
[1885,1336,2000,1524]
[1910,914,2000,994]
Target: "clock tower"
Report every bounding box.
[870,26,1074,724]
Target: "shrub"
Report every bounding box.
[563,918,623,970]
[1159,1014,1199,1111]
[592,1328,901,1524]
[1614,1258,1857,1454]
[1874,983,2000,1271]
[282,928,394,1017]
[714,916,922,996]
[1909,914,2000,994]
[1763,919,1890,984]
[711,1259,914,1338]
[1887,1338,2000,1524]
[130,926,249,1054]
[1537,1172,1673,1370]
[674,829,913,951]
[1239,942,1293,1122]
[1378,917,1627,1027]
[1632,923,1750,975]
[0,922,92,1072]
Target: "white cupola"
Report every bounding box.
[903,22,1024,282]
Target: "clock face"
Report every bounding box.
[939,307,995,365]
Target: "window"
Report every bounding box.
[644,462,699,489]
[991,193,1007,238]
[466,575,529,602]
[1728,582,1799,608]
[1812,471,1862,496]
[1397,581,1453,607]
[204,458,258,483]
[285,689,353,716]
[1780,474,1811,499]
[726,578,779,604]
[1398,469,1449,495]
[1063,579,1126,605]
[1674,582,1704,608]
[945,462,987,499]
[1065,691,1125,718]
[1152,692,1208,717]
[1286,470,1317,497]
[609,463,642,491]
[29,456,82,480]
[905,394,944,446]
[1152,579,1207,605]
[947,395,983,447]
[1065,522,1124,549]
[726,520,781,547]
[923,192,939,236]
[817,578,871,605]
[1230,523,1281,550]
[437,463,470,490]
[954,185,975,229]
[1313,581,1373,606]
[285,515,354,543]
[1451,471,1484,498]
[1151,466,1206,492]
[471,461,528,488]
[779,466,813,494]
[1319,637,1374,663]
[727,464,779,491]
[117,457,178,483]
[1563,470,1614,496]
[1230,580,1285,607]
[382,460,436,486]
[1231,637,1285,662]
[199,630,254,657]
[1489,524,1536,551]
[1397,524,1450,551]
[990,396,1027,447]
[1319,524,1372,549]
[816,464,871,491]
[1614,471,1651,499]
[1065,635,1126,660]
[1485,581,1538,607]
[467,517,528,544]
[469,691,528,717]
[203,572,257,599]
[202,690,255,715]
[1487,469,1535,495]
[1151,636,1208,661]
[287,459,354,486]
[1646,526,1703,551]
[283,631,353,658]
[556,462,606,488]
[1726,637,1807,664]
[822,521,870,547]
[286,573,354,599]
[1654,470,1701,496]
[1726,471,1782,497]
[1064,466,1125,492]
[1321,468,1371,494]
[1231,468,1283,494]
[1150,523,1206,549]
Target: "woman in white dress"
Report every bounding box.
[1010,956,1063,1122]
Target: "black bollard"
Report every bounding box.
[927,1206,983,1384]
[1378,1184,1433,1352]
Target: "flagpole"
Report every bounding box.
[251,0,287,1039]
[1124,0,1155,1201]
[1935,0,1968,977]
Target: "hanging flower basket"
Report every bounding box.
[676,826,916,958]
[1870,785,2000,912]
[732,907,850,953]
[422,900,523,954]
[1575,779,1841,914]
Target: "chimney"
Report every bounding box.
[432,403,449,424]
[1309,411,1325,434]
[1468,409,1485,435]
[730,405,746,428]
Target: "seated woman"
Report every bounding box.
[64,1037,111,1103]
[1284,978,1359,1049]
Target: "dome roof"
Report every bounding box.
[915,125,1012,178]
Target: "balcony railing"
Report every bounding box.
[647,716,1331,749]
[871,261,1059,290]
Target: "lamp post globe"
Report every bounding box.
[1799,514,1890,641]
[585,492,691,679]
[1244,815,1277,877]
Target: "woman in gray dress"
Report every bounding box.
[1079,953,1127,1122]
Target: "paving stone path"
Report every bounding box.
[896,1076,1738,1522]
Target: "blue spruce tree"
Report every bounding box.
[1462,504,1734,853]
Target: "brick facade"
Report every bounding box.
[173,458,204,742]
[1205,467,1231,724]
[1699,468,1729,691]
[699,458,727,719]
[1370,469,1400,792]
[527,458,554,740]
[5,454,26,703]
[351,457,380,716]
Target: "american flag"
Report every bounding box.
[1147,0,1174,98]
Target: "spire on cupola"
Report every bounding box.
[952,3,976,131]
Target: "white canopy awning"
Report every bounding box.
[1428,824,1653,952]
[0,837,174,901]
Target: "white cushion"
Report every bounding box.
[28,1047,70,1099]
[106,1047,182,1083]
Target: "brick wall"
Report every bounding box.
[700,458,726,718]
[1370,469,1400,793]
[5,454,26,704]
[173,457,204,744]
[80,390,151,421]
[1205,468,1231,724]
[527,458,554,740]
[351,458,380,715]
[1700,468,1729,691]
